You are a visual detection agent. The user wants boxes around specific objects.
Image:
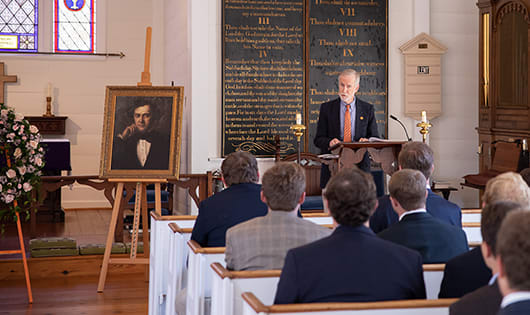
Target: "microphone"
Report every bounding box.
[390,115,412,141]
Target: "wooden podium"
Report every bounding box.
[325,141,407,176]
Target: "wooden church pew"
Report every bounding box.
[208,263,447,315]
[149,213,196,315]
[461,208,481,224]
[462,222,482,243]
[186,240,226,315]
[166,223,194,315]
[240,292,457,315]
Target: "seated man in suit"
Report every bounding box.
[450,201,526,315]
[378,169,468,263]
[370,141,461,233]
[496,211,530,315]
[439,172,530,298]
[274,167,426,304]
[190,151,267,247]
[225,162,331,271]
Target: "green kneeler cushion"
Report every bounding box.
[30,247,79,258]
[125,242,144,254]
[29,237,77,250]
[79,243,126,255]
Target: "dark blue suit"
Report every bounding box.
[314,97,379,188]
[190,183,267,247]
[439,246,492,298]
[498,300,530,315]
[378,212,468,264]
[274,225,426,304]
[370,189,462,233]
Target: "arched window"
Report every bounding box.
[0,0,96,53]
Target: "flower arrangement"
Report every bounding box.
[0,103,45,224]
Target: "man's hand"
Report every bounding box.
[118,123,138,140]
[329,138,340,147]
[359,138,369,142]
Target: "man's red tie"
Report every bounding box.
[344,104,352,142]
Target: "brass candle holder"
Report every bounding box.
[416,121,432,143]
[290,123,306,165]
[43,96,54,117]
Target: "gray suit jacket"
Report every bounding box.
[225,210,332,271]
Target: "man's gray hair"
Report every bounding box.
[338,69,360,86]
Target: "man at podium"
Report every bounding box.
[314,69,379,187]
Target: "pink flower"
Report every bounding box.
[35,156,43,167]
[17,166,26,175]
[6,169,16,178]
[4,194,15,204]
[29,125,39,133]
[13,148,22,159]
[29,140,38,149]
[23,182,32,192]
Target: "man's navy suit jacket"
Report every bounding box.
[377,212,469,264]
[498,300,530,315]
[274,225,426,304]
[439,246,492,298]
[370,189,462,233]
[313,97,379,187]
[190,183,267,247]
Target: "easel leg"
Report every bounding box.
[16,212,33,303]
[141,184,150,281]
[97,182,124,292]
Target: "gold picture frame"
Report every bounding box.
[99,86,183,179]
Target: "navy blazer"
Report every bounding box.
[439,246,492,298]
[314,97,379,187]
[370,189,462,233]
[190,183,267,247]
[498,300,530,315]
[449,280,502,315]
[274,225,426,304]
[378,212,469,264]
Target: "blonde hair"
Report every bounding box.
[483,172,530,207]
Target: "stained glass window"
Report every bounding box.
[54,0,96,53]
[0,0,38,52]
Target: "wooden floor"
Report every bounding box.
[0,273,148,314]
[0,209,147,314]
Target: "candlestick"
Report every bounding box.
[290,119,306,165]
[43,96,54,117]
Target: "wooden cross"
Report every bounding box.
[0,62,17,104]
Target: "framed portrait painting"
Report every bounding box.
[99,86,184,179]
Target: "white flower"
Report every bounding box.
[0,109,7,117]
[29,140,38,149]
[4,194,15,204]
[13,148,22,159]
[17,166,26,175]
[29,125,39,133]
[7,133,15,139]
[23,182,32,192]
[6,169,16,178]
[14,112,24,121]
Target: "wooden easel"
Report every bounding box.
[0,152,33,303]
[97,179,166,292]
[98,26,164,292]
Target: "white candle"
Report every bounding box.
[421,110,427,123]
[47,83,52,98]
[296,113,301,125]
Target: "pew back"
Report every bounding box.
[462,222,482,243]
[461,209,481,224]
[149,213,196,315]
[423,264,444,299]
[186,240,226,315]
[241,292,456,315]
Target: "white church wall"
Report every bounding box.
[2,0,165,208]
